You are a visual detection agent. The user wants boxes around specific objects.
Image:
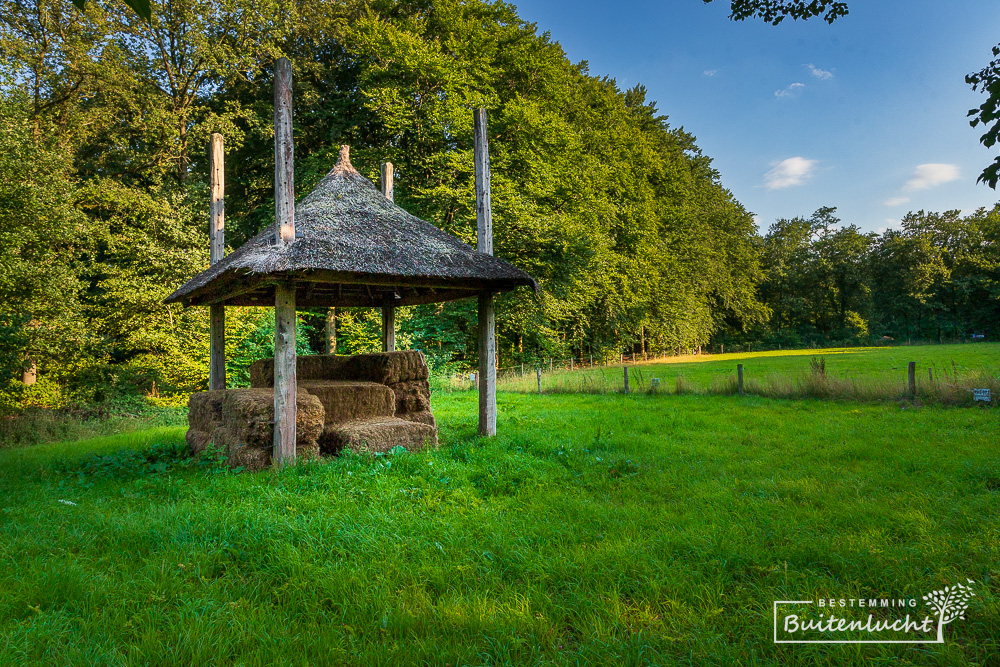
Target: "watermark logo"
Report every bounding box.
[774,580,975,644]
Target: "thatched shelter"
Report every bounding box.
[164,146,536,309]
[166,60,527,466]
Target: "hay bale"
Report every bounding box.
[187,391,228,454]
[189,388,325,471]
[248,360,274,388]
[188,391,226,428]
[387,379,430,414]
[249,350,430,387]
[401,410,436,427]
[319,416,437,455]
[185,429,213,455]
[300,381,395,423]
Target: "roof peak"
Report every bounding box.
[328,145,357,175]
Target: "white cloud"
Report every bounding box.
[806,64,833,80]
[764,157,818,189]
[774,82,805,98]
[903,163,960,191]
[877,219,902,234]
[752,214,762,228]
[703,69,719,77]
[883,196,910,207]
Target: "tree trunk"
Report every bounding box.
[325,307,336,354]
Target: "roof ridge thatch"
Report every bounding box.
[164,146,537,307]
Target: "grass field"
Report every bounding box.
[494,343,1000,404]
[2,388,998,665]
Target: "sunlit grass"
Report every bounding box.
[1,391,998,665]
[491,343,1000,405]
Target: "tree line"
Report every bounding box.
[721,206,1000,351]
[0,0,994,413]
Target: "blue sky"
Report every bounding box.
[511,0,1000,233]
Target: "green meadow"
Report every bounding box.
[2,379,998,665]
[497,343,1000,403]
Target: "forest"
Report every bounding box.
[1,0,997,413]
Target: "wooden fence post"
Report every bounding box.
[624,366,630,394]
[272,57,297,465]
[536,367,542,394]
[908,361,916,397]
[474,108,496,437]
[570,358,574,371]
[737,364,744,396]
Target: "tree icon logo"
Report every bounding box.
[923,579,975,643]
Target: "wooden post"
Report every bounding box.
[536,368,542,394]
[208,133,226,391]
[570,358,574,371]
[478,292,496,436]
[737,364,744,396]
[475,108,496,437]
[378,162,396,352]
[325,308,336,354]
[928,367,933,383]
[549,358,553,372]
[274,58,295,248]
[381,162,394,202]
[908,361,916,397]
[273,57,297,465]
[274,283,297,464]
[382,293,396,352]
[22,359,36,386]
[624,366,630,394]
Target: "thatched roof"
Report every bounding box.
[164,146,537,308]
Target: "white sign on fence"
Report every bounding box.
[650,378,660,388]
[973,388,991,402]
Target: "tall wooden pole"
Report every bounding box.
[380,162,396,352]
[381,162,394,202]
[273,57,297,465]
[474,108,496,437]
[208,133,226,391]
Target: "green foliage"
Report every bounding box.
[227,312,316,387]
[727,206,1000,348]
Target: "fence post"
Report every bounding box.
[737,364,744,396]
[549,358,553,372]
[624,366,630,394]
[928,367,933,382]
[908,361,916,397]
[537,368,542,394]
[570,358,574,371]
[521,363,524,376]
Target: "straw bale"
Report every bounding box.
[401,410,436,427]
[387,379,430,414]
[319,417,437,455]
[300,381,395,423]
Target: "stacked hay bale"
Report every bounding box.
[249,350,436,427]
[186,388,324,470]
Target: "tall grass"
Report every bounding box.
[491,344,999,406]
